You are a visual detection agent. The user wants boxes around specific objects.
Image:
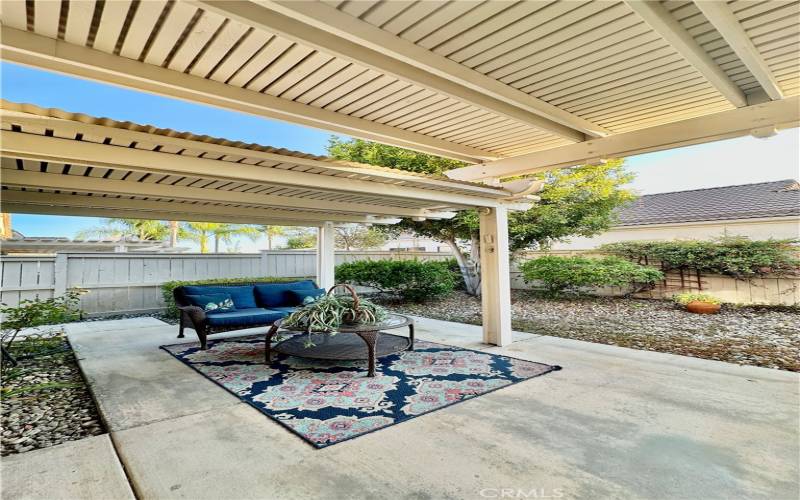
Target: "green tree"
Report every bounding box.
[76,218,171,241]
[327,136,464,175]
[335,224,387,250]
[285,228,317,249]
[327,138,636,296]
[259,225,286,250]
[181,223,259,253]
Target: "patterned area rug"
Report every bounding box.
[161,333,561,448]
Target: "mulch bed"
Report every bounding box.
[383,291,800,372]
[1,334,105,456]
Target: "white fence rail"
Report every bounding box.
[0,251,453,315]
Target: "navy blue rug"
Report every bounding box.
[161,334,560,448]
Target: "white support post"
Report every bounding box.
[317,222,335,290]
[479,207,512,346]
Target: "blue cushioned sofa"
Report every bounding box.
[173,280,320,349]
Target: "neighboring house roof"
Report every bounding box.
[617,180,800,227]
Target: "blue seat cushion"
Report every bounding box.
[182,285,256,309]
[253,281,317,308]
[287,288,325,306]
[270,307,297,315]
[185,293,235,312]
[205,308,285,327]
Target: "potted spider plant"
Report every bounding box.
[283,284,388,347]
[674,292,722,314]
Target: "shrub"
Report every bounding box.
[161,277,309,318]
[1,289,83,365]
[600,238,800,278]
[673,292,722,305]
[519,255,664,294]
[335,259,456,302]
[443,258,467,290]
[1,289,82,333]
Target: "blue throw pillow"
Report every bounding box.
[253,281,316,308]
[185,293,236,312]
[287,288,326,306]
[182,286,257,309]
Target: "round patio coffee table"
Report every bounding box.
[265,314,414,377]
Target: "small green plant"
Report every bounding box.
[519,255,664,295]
[161,277,308,318]
[1,381,81,398]
[673,292,722,305]
[335,259,456,302]
[283,286,388,347]
[1,290,82,367]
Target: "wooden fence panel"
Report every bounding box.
[0,257,56,306]
[2,250,796,315]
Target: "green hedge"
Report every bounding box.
[519,255,664,294]
[600,238,800,278]
[335,259,456,302]
[161,277,309,318]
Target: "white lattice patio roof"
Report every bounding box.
[0,100,520,226]
[1,0,797,177]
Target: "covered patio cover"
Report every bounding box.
[1,0,799,344]
[0,100,527,344]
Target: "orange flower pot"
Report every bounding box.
[686,301,721,314]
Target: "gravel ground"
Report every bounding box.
[1,335,105,456]
[383,291,800,372]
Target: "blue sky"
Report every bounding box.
[2,62,798,248]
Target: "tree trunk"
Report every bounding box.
[0,213,11,239]
[214,235,220,253]
[199,234,208,253]
[267,233,273,250]
[446,237,481,296]
[168,221,178,247]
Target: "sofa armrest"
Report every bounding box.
[178,305,208,332]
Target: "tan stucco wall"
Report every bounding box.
[552,217,800,250]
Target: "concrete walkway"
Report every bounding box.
[4,316,798,500]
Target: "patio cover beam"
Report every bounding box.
[0,130,504,209]
[625,0,748,108]
[446,96,800,181]
[0,108,505,199]
[0,169,449,221]
[0,190,402,226]
[215,0,608,139]
[694,1,784,101]
[0,202,326,228]
[0,26,493,163]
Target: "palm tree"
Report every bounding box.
[0,213,11,239]
[168,221,179,248]
[182,223,260,253]
[259,225,286,250]
[76,218,170,241]
[212,224,260,252]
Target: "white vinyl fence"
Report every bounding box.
[0,251,453,315]
[2,250,796,316]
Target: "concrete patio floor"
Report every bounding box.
[3,316,798,500]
